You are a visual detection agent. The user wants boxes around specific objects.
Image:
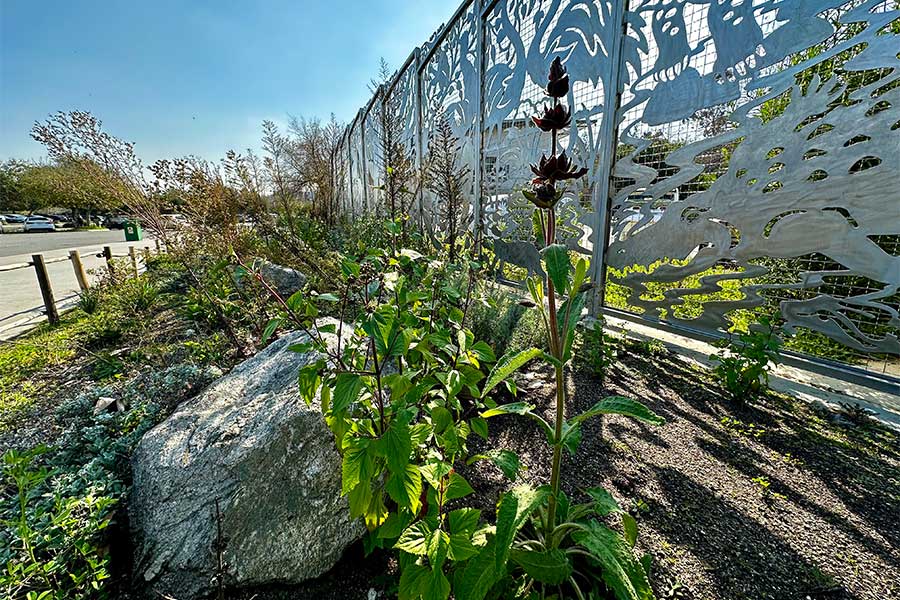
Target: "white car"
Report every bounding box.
[24,215,56,232]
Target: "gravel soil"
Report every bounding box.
[457,345,900,600]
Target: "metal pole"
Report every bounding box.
[32,254,59,325]
[69,250,90,291]
[590,0,630,316]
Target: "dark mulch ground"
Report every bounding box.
[235,344,900,600]
[463,347,900,600]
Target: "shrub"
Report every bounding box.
[711,317,782,400]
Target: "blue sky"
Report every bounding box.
[0,0,449,163]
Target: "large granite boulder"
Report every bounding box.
[130,319,361,599]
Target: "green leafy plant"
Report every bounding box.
[264,233,542,596]
[453,57,664,600]
[711,317,782,401]
[577,317,620,385]
[0,447,116,600]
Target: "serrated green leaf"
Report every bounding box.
[396,521,434,556]
[586,486,622,517]
[386,463,423,514]
[398,563,430,600]
[448,508,481,535]
[444,472,474,501]
[481,348,542,399]
[332,373,364,413]
[573,521,655,600]
[424,568,450,600]
[383,420,412,474]
[541,244,570,294]
[571,396,665,426]
[509,548,572,585]
[468,450,520,480]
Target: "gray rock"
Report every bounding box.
[130,319,361,599]
[253,258,307,297]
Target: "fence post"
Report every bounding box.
[103,246,116,280]
[68,250,90,291]
[129,246,139,276]
[473,0,486,254]
[155,238,161,253]
[32,254,59,325]
[589,0,630,316]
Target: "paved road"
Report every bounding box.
[0,230,159,340]
[0,229,127,258]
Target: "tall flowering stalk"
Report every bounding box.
[525,57,589,532]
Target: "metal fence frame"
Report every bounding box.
[331,0,900,392]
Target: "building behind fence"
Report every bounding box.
[332,0,900,383]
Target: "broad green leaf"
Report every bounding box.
[586,487,622,517]
[383,420,413,474]
[541,244,571,294]
[378,511,411,540]
[467,450,520,480]
[444,472,475,501]
[430,406,453,434]
[571,396,665,426]
[424,568,450,600]
[420,461,452,489]
[286,289,306,311]
[573,521,654,600]
[561,421,582,455]
[448,508,481,535]
[332,373,364,413]
[448,533,478,561]
[469,417,488,440]
[571,257,589,297]
[386,464,423,514]
[481,402,553,439]
[481,348,542,399]
[396,521,434,556]
[452,540,498,600]
[494,485,549,572]
[315,292,340,302]
[509,548,572,585]
[558,292,587,363]
[398,563,430,600]
[341,437,371,494]
[347,480,372,520]
[469,341,496,363]
[261,317,284,344]
[297,362,322,406]
[366,486,389,530]
[426,528,450,571]
[622,512,639,548]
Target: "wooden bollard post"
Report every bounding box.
[129,246,138,276]
[69,250,90,291]
[142,246,151,265]
[103,246,116,280]
[32,254,59,325]
[154,238,161,253]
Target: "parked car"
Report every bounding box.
[106,214,130,229]
[3,214,27,224]
[24,215,56,232]
[0,215,26,233]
